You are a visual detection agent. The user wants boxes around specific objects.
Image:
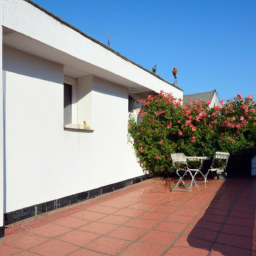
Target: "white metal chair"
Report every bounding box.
[171,153,206,192]
[204,152,230,180]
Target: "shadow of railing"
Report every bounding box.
[187,176,256,255]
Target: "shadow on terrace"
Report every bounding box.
[187,176,256,256]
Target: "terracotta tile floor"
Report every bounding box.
[1,176,256,255]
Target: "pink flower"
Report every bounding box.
[214,105,222,110]
[162,155,166,159]
[189,115,193,120]
[232,117,236,121]
[207,100,211,107]
[192,136,195,140]
[220,100,225,105]
[128,124,131,129]
[220,133,224,135]
[159,141,163,145]
[212,113,216,116]
[240,116,244,121]
[246,94,253,99]
[225,110,228,114]
[179,131,183,136]
[237,93,242,98]
[167,123,172,128]
[139,147,143,152]
[191,140,195,143]
[249,116,252,119]
[177,120,181,124]
[191,125,197,132]
[185,120,191,127]
[155,155,160,160]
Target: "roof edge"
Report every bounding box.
[23,0,183,92]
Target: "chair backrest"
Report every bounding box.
[211,152,230,170]
[171,153,188,171]
[214,152,230,160]
[171,153,187,163]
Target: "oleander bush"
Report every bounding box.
[128,91,256,174]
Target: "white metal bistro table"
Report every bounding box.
[171,154,209,192]
[186,156,209,188]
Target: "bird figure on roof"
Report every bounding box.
[152,65,157,73]
[172,67,178,79]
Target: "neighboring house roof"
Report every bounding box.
[183,90,216,104]
[23,0,182,92]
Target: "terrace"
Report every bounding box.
[0,176,255,256]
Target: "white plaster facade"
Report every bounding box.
[0,0,183,231]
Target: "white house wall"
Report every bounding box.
[0,0,183,98]
[0,26,4,229]
[3,46,143,213]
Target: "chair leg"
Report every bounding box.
[173,171,191,192]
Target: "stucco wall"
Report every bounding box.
[0,26,4,227]
[3,46,143,213]
[0,0,183,99]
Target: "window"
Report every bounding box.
[64,83,72,126]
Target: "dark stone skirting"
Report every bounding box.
[4,174,154,226]
[0,226,4,238]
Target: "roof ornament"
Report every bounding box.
[172,67,178,86]
[107,32,110,48]
[152,65,157,73]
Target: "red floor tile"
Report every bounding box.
[0,244,22,256]
[184,226,218,241]
[57,230,100,246]
[33,223,72,237]
[142,211,168,220]
[69,248,106,256]
[165,214,194,224]
[140,230,179,244]
[79,222,118,234]
[113,208,145,217]
[150,205,177,213]
[125,218,158,229]
[108,226,148,240]
[71,210,106,221]
[165,200,185,207]
[119,242,167,256]
[216,232,252,249]
[174,207,201,217]
[222,224,253,237]
[155,221,187,233]
[16,252,39,256]
[174,235,212,250]
[98,215,131,225]
[30,239,79,256]
[201,214,226,223]
[205,208,229,216]
[230,210,254,219]
[210,243,251,256]
[85,236,130,255]
[53,216,90,228]
[86,205,119,214]
[190,219,222,231]
[101,200,133,208]
[226,217,254,228]
[166,246,209,256]
[3,232,49,250]
[128,202,155,210]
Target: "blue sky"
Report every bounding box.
[33,0,255,100]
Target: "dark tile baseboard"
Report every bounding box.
[4,173,154,226]
[0,226,4,238]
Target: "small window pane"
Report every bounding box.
[64,83,72,125]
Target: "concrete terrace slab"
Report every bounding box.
[1,177,256,256]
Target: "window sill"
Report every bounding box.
[64,126,94,132]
